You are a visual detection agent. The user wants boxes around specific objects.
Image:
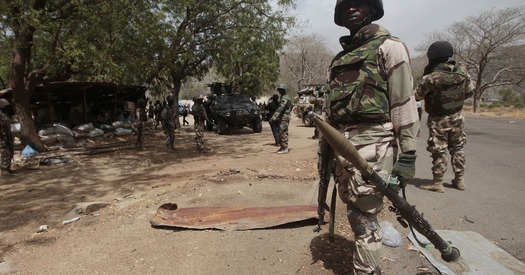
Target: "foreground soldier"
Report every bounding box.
[270,84,292,154]
[161,96,176,151]
[321,0,419,273]
[191,96,210,153]
[0,99,14,175]
[416,41,474,192]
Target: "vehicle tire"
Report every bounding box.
[217,119,227,135]
[253,116,263,133]
[303,113,314,127]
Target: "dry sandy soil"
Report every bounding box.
[1,116,446,275]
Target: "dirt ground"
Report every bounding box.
[0,116,440,275]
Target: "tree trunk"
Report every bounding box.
[472,89,481,114]
[10,2,48,152]
[170,72,183,130]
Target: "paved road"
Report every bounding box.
[407,113,525,262]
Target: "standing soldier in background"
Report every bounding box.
[310,88,324,139]
[148,101,155,120]
[321,0,419,274]
[270,84,292,154]
[135,98,148,150]
[0,99,14,176]
[161,96,176,151]
[191,96,210,153]
[416,41,474,193]
[265,94,280,146]
[154,100,163,129]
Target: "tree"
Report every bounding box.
[422,6,525,113]
[1,0,296,144]
[1,0,160,151]
[279,34,333,94]
[146,0,294,128]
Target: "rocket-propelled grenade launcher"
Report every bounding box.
[309,113,460,263]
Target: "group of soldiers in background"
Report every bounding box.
[137,95,210,153]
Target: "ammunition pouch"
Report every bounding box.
[326,36,390,125]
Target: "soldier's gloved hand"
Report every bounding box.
[392,151,416,188]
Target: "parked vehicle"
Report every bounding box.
[205,82,262,135]
[293,84,323,127]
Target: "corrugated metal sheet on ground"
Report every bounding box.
[409,230,525,275]
[150,203,319,231]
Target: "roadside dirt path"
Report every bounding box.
[0,117,438,274]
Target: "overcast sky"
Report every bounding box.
[294,0,524,57]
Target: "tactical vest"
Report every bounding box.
[326,35,390,124]
[425,62,468,116]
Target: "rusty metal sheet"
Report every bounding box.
[150,203,320,231]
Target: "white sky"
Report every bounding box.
[294,0,524,57]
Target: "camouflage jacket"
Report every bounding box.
[416,60,474,117]
[0,111,13,149]
[161,105,176,129]
[191,102,208,122]
[272,94,292,121]
[325,24,419,152]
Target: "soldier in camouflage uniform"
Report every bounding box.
[161,96,176,151]
[321,1,420,274]
[310,90,324,139]
[191,96,210,153]
[416,41,474,192]
[135,98,148,150]
[270,84,293,154]
[0,99,14,175]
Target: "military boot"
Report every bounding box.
[419,177,445,193]
[452,174,465,190]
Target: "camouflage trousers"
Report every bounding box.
[135,121,145,150]
[278,116,290,149]
[334,126,395,274]
[426,113,466,179]
[163,124,175,151]
[194,120,205,152]
[0,147,13,171]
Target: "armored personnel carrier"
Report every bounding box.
[205,82,262,135]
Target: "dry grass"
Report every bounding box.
[463,105,525,120]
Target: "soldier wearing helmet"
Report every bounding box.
[192,95,210,153]
[0,98,15,175]
[415,41,475,193]
[270,84,293,154]
[320,0,420,274]
[135,98,148,150]
[265,94,280,146]
[161,95,177,151]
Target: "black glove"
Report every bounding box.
[392,152,416,187]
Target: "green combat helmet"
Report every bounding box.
[277,84,287,94]
[334,0,384,26]
[427,41,454,60]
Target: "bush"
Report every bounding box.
[488,102,501,108]
[515,102,524,109]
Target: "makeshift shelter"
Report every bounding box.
[28,82,148,127]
